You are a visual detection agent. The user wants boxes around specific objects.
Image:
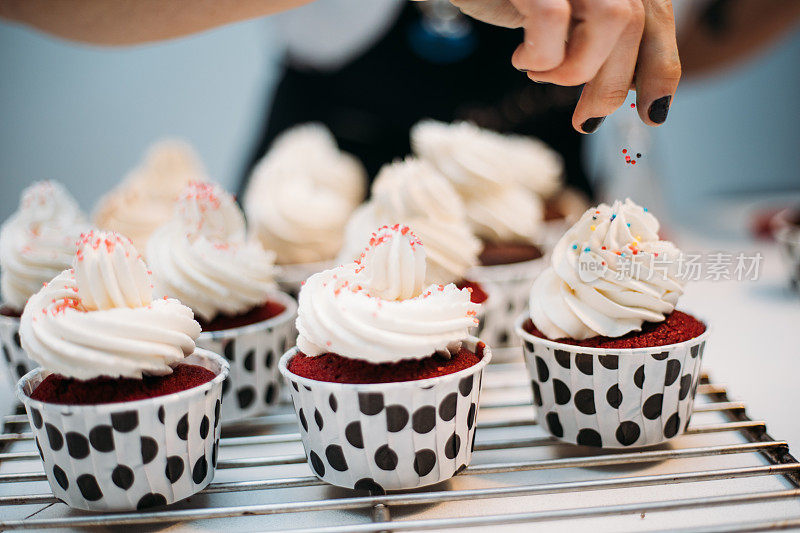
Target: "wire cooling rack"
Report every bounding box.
[2,352,800,532]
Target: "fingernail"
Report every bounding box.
[581,117,605,133]
[516,67,529,72]
[648,95,672,124]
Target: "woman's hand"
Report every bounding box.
[450,0,681,133]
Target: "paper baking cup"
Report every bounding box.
[515,314,709,449]
[279,337,492,493]
[469,255,548,355]
[0,310,36,390]
[275,259,335,298]
[197,291,297,422]
[16,349,229,512]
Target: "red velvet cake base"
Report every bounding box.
[478,241,543,266]
[523,311,706,349]
[30,364,216,405]
[197,300,286,332]
[288,343,485,384]
[457,280,489,304]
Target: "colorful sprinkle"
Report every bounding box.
[590,225,596,231]
[572,244,578,250]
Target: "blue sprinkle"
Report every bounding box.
[643,207,648,212]
[610,214,616,221]
[572,244,578,250]
[626,223,631,227]
[583,247,590,252]
[620,252,626,257]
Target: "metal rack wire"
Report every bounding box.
[2,357,800,532]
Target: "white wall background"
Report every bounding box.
[0,17,282,221]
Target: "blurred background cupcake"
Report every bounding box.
[16,230,228,512]
[0,180,87,387]
[338,157,488,308]
[244,123,366,296]
[93,138,206,252]
[411,121,565,353]
[148,181,296,420]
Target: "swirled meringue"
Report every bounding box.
[411,120,563,198]
[529,199,685,340]
[245,123,366,264]
[339,158,480,284]
[0,181,88,311]
[147,182,276,322]
[20,231,201,380]
[296,225,479,364]
[94,139,206,251]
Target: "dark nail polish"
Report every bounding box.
[581,116,605,133]
[648,95,672,124]
[517,67,529,72]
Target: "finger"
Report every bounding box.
[529,0,632,86]
[572,0,645,133]
[510,0,571,72]
[449,0,525,28]
[635,0,681,126]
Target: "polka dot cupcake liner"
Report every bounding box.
[515,313,709,449]
[15,349,229,512]
[197,291,297,422]
[0,311,36,391]
[468,255,548,357]
[275,260,335,299]
[278,337,492,493]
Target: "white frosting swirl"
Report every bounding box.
[147,182,276,322]
[339,158,480,284]
[411,120,563,198]
[529,199,685,340]
[0,181,88,311]
[94,139,206,251]
[245,124,366,264]
[20,231,201,380]
[466,185,544,244]
[296,225,479,364]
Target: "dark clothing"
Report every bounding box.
[240,3,590,198]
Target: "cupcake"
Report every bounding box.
[516,199,708,448]
[411,121,561,350]
[280,224,492,492]
[94,139,206,252]
[0,181,87,387]
[147,182,296,420]
[244,124,366,295]
[338,157,488,305]
[16,230,228,511]
[772,207,800,292]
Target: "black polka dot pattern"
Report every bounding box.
[22,366,224,512]
[325,445,348,472]
[283,346,489,491]
[314,409,324,430]
[66,432,90,459]
[386,405,409,432]
[438,393,458,421]
[413,449,436,476]
[112,465,134,489]
[111,411,138,433]
[553,379,571,405]
[521,339,704,448]
[345,421,364,448]
[374,445,398,470]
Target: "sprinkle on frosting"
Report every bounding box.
[20,230,201,380]
[296,225,479,364]
[529,198,685,340]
